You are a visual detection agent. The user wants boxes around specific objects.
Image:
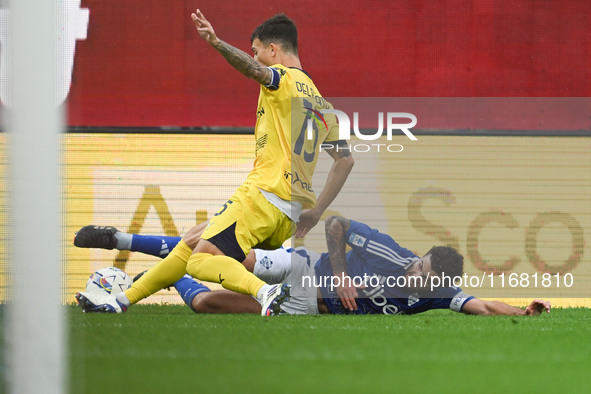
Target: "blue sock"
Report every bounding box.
[174,275,211,308]
[130,235,182,258]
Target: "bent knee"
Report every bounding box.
[182,224,206,250]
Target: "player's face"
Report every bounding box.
[251,38,274,66]
[404,254,439,290]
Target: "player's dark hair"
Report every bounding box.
[427,246,464,279]
[250,14,298,55]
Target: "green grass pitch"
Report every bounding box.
[1,305,589,392]
[64,305,590,393]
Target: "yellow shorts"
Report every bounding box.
[201,182,294,262]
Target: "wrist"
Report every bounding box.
[310,207,323,219]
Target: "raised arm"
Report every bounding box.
[462,298,551,316]
[296,147,354,237]
[190,9,273,86]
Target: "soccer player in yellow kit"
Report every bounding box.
[76,10,354,315]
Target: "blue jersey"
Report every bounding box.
[314,220,474,315]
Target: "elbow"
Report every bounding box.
[334,154,354,177]
[325,215,339,229]
[324,215,349,235]
[324,215,344,234]
[343,155,354,171]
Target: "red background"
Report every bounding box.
[67,0,591,128]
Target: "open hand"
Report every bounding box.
[525,299,551,315]
[190,9,219,46]
[334,272,366,312]
[295,208,322,238]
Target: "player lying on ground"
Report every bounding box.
[75,218,551,316]
[75,9,354,316]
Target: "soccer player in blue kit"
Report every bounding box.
[75,218,551,316]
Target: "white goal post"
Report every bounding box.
[5,0,65,393]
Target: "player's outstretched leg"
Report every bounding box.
[73,224,203,257]
[186,252,290,316]
[74,221,205,313]
[259,283,291,316]
[75,239,192,313]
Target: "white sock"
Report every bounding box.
[114,232,132,250]
[256,284,274,300]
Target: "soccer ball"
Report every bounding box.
[85,267,133,295]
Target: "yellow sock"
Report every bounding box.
[124,240,193,304]
[186,253,266,296]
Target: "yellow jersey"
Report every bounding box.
[246,64,341,209]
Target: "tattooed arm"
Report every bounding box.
[325,216,363,311]
[325,216,351,274]
[190,9,272,86]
